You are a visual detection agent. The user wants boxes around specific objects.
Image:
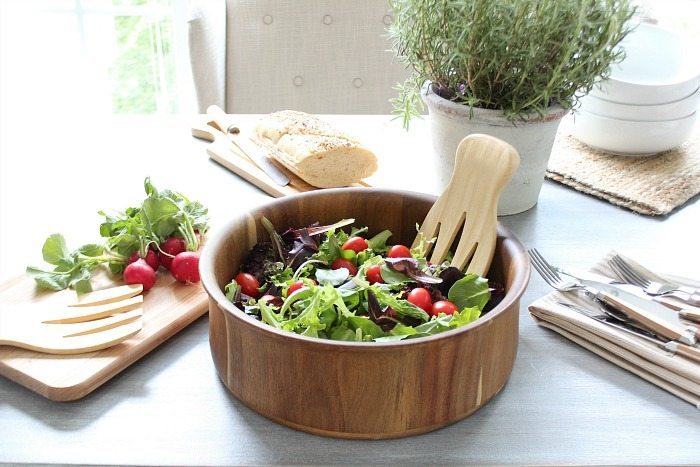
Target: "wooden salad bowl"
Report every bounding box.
[199,188,530,439]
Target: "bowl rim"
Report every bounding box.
[200,187,531,349]
[575,108,697,124]
[604,23,700,87]
[584,84,700,108]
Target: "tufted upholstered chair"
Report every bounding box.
[187,0,411,114]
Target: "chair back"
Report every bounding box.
[189,0,411,114]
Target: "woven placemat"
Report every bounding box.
[546,119,700,216]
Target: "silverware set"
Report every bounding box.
[608,255,700,307]
[528,248,700,364]
[556,302,700,363]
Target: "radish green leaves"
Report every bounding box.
[27,178,208,293]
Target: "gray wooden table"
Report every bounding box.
[0,115,698,465]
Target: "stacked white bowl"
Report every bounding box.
[573,23,700,156]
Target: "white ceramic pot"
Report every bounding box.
[423,85,567,215]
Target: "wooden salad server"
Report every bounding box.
[413,134,520,276]
[0,284,144,355]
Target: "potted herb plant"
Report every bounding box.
[388,0,636,214]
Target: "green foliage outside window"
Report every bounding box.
[110,0,176,113]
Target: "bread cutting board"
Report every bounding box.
[191,123,369,198]
[0,271,208,401]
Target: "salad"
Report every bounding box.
[224,218,504,342]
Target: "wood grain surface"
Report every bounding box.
[201,188,529,439]
[0,271,208,401]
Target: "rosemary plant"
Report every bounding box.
[389,0,636,128]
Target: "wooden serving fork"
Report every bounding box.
[413,134,520,276]
[0,284,144,354]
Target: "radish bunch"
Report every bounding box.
[28,177,208,294]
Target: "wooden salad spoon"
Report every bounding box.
[413,133,520,276]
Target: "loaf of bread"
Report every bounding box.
[253,110,378,188]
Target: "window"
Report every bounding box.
[0,0,194,117]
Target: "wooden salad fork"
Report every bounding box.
[413,134,520,276]
[0,284,144,355]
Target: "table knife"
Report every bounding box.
[558,302,700,364]
[206,105,290,186]
[560,269,700,325]
[577,278,700,346]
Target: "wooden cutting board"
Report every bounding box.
[191,123,369,197]
[0,271,208,401]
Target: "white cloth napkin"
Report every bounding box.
[528,252,700,408]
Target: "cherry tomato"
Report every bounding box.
[366,264,384,284]
[387,244,412,258]
[431,300,459,317]
[342,236,369,254]
[407,287,432,312]
[331,258,358,276]
[287,279,316,296]
[235,272,260,298]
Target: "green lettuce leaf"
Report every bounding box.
[367,229,392,252]
[448,273,490,311]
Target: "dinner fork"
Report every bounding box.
[0,284,144,354]
[528,248,697,346]
[608,255,700,307]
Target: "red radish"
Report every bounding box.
[387,244,412,258]
[235,272,261,298]
[123,259,157,291]
[128,249,159,271]
[342,236,368,254]
[171,252,200,283]
[159,237,186,270]
[366,264,384,284]
[331,258,357,276]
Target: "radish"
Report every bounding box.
[159,237,186,270]
[123,258,157,291]
[171,251,200,283]
[128,249,159,271]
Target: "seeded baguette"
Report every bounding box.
[253,110,378,188]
